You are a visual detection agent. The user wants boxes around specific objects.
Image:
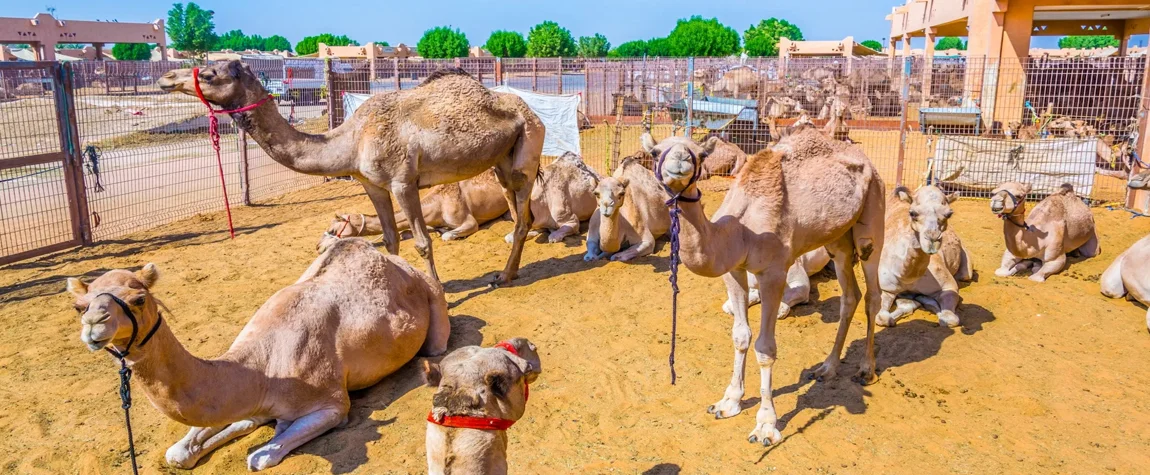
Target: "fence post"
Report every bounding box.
[895,56,912,187]
[557,57,563,94]
[1131,56,1150,211]
[495,57,503,85]
[55,62,92,244]
[393,59,401,91]
[239,130,251,206]
[325,58,335,131]
[532,57,538,91]
[686,57,695,138]
[584,61,591,113]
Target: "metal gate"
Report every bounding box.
[0,62,91,265]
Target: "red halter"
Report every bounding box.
[191,67,273,239]
[426,341,530,431]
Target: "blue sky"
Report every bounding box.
[14,1,1088,50]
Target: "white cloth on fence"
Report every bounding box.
[341,87,581,157]
[932,136,1096,197]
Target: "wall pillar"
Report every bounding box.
[93,43,104,61]
[922,28,936,106]
[1119,20,1130,57]
[990,0,1033,129]
[1131,21,1150,211]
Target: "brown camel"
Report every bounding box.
[67,238,450,471]
[648,128,885,446]
[158,62,543,284]
[423,338,541,475]
[698,135,748,179]
[505,152,600,243]
[989,182,1100,282]
[318,169,509,253]
[875,186,974,328]
[584,155,671,262]
[722,247,832,319]
[712,67,761,99]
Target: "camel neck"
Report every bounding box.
[598,209,625,253]
[673,191,741,278]
[126,316,267,427]
[428,425,508,475]
[235,89,356,177]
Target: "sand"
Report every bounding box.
[1,177,1149,474]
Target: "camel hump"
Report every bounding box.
[1058,183,1076,196]
[420,67,473,86]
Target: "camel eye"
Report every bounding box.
[943,210,953,219]
[909,210,919,219]
[131,295,146,306]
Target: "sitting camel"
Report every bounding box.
[318,169,508,253]
[875,186,974,328]
[159,62,543,285]
[649,127,885,446]
[504,152,600,244]
[67,238,450,471]
[989,182,1099,282]
[584,154,671,262]
[423,338,541,475]
[722,248,831,318]
[697,135,748,179]
[1100,233,1150,333]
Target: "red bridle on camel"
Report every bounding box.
[426,341,530,431]
[192,67,273,239]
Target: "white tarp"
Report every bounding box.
[932,136,1096,197]
[341,86,581,157]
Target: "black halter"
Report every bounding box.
[654,146,703,204]
[995,189,1029,230]
[95,292,161,475]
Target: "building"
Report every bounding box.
[0,12,167,61]
[313,43,418,60]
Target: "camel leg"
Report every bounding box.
[610,231,655,261]
[1100,253,1127,299]
[995,250,1025,277]
[493,132,541,285]
[875,290,900,327]
[547,201,581,243]
[814,236,862,381]
[1077,229,1101,258]
[708,271,751,419]
[778,260,814,318]
[247,407,346,471]
[955,244,974,282]
[935,289,962,327]
[420,273,451,357]
[1030,253,1067,283]
[362,183,400,255]
[748,265,787,446]
[392,182,439,282]
[850,181,884,385]
[583,211,608,261]
[166,418,270,469]
[723,272,761,316]
[441,214,479,241]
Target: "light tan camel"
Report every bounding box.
[648,127,885,445]
[504,152,600,244]
[874,186,974,328]
[318,169,509,253]
[158,62,543,285]
[712,67,761,99]
[989,182,1100,282]
[1100,233,1150,333]
[722,248,831,318]
[584,154,671,262]
[67,239,450,471]
[423,338,541,475]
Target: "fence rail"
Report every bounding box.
[1,55,1147,264]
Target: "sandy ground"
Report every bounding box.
[1,175,1149,475]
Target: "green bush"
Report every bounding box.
[526,21,576,57]
[112,43,153,60]
[296,34,358,56]
[743,18,803,56]
[484,30,527,58]
[417,26,470,59]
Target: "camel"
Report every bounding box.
[712,67,761,99]
[504,152,600,244]
[423,338,541,475]
[66,238,450,471]
[697,135,748,179]
[1100,233,1150,333]
[989,182,1100,282]
[721,247,831,318]
[874,186,974,328]
[158,62,543,285]
[318,169,508,253]
[584,154,671,262]
[647,127,885,446]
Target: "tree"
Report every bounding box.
[526,21,576,57]
[609,39,648,57]
[295,33,358,56]
[646,37,673,56]
[112,43,153,60]
[167,2,218,56]
[370,41,390,47]
[667,16,740,57]
[264,35,292,52]
[484,30,527,58]
[417,26,470,59]
[577,34,611,58]
[743,18,802,56]
[215,29,249,51]
[1058,35,1119,49]
[58,43,88,49]
[935,36,966,50]
[861,39,883,51]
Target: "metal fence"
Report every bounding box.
[2,54,1147,264]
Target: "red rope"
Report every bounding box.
[192,67,272,239]
[426,341,529,430]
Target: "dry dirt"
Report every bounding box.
[1,178,1149,475]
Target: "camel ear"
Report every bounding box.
[618,177,630,190]
[894,186,913,204]
[485,371,511,398]
[66,278,88,298]
[135,263,160,288]
[640,133,658,155]
[422,360,441,388]
[1021,183,1033,195]
[226,60,245,79]
[700,136,721,156]
[946,192,960,204]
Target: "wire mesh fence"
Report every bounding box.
[2,54,1148,264]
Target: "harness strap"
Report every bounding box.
[996,189,1029,230]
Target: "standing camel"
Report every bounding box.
[158,62,543,284]
[645,127,885,446]
[66,238,450,471]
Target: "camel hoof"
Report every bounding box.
[707,398,742,418]
[938,311,961,328]
[441,232,459,241]
[722,300,736,315]
[748,424,783,446]
[165,446,196,469]
[875,313,897,327]
[247,445,283,471]
[776,303,792,319]
[994,268,1014,277]
[504,233,515,244]
[1028,274,1047,283]
[813,361,838,381]
[489,273,515,287]
[747,434,758,444]
[583,253,597,262]
[853,369,878,386]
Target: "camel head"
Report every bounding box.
[317,214,362,254]
[157,60,265,109]
[423,338,542,422]
[989,182,1032,215]
[1129,170,1150,190]
[895,186,958,254]
[594,177,629,218]
[642,133,719,196]
[66,264,161,352]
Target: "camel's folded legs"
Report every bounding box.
[708,271,751,419]
[166,418,270,469]
[610,232,655,261]
[440,214,479,241]
[995,249,1026,277]
[1030,253,1067,283]
[247,408,346,471]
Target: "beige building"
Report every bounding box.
[314,42,418,59]
[0,12,166,61]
